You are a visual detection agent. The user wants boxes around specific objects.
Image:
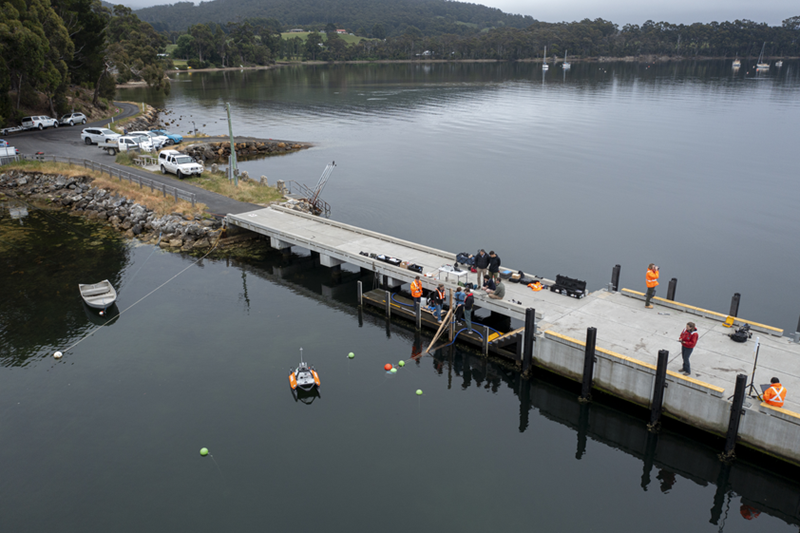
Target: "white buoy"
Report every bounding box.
[53,351,63,359]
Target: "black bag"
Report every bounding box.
[729,324,751,343]
[407,264,423,273]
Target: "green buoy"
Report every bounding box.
[200,447,208,456]
[398,360,405,367]
[348,352,355,359]
[416,389,423,396]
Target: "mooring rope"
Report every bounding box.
[60,231,223,355]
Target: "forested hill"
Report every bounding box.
[135,0,536,34]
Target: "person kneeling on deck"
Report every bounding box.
[484,278,505,300]
[764,377,786,407]
[429,284,446,322]
[411,276,423,314]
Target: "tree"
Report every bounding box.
[372,23,386,39]
[304,31,323,60]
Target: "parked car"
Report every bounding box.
[130,131,169,149]
[81,128,121,145]
[150,129,182,145]
[0,139,19,154]
[21,116,59,130]
[97,135,154,155]
[60,112,88,126]
[158,149,203,179]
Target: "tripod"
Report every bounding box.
[746,337,763,400]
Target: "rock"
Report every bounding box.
[168,238,183,248]
[192,238,211,249]
[260,175,268,186]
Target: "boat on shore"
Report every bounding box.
[79,280,117,311]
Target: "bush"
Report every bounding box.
[186,59,209,69]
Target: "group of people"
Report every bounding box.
[411,277,477,331]
[648,263,787,406]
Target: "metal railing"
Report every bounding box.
[285,180,331,217]
[20,154,197,207]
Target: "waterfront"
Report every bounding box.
[3,61,800,531]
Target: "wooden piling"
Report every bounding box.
[579,327,597,402]
[522,308,535,374]
[448,289,454,341]
[482,325,489,357]
[721,373,748,461]
[385,290,391,318]
[357,280,362,306]
[648,350,669,431]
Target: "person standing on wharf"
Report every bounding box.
[678,322,698,375]
[645,263,659,309]
[411,276,423,313]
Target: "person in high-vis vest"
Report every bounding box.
[645,263,660,309]
[764,377,786,407]
[411,276,423,313]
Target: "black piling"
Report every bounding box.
[576,401,590,459]
[648,350,669,431]
[610,264,621,292]
[522,308,536,375]
[721,373,748,461]
[579,327,597,402]
[415,303,421,330]
[795,314,800,343]
[482,325,489,357]
[357,280,363,306]
[384,290,391,318]
[729,293,741,318]
[667,278,677,301]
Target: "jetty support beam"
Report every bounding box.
[319,254,344,268]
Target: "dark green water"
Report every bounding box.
[2,201,800,532]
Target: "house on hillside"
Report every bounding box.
[336,29,347,34]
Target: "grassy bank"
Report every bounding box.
[113,152,284,206]
[3,160,206,217]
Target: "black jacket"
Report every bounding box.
[488,254,501,273]
[464,294,474,310]
[474,252,490,269]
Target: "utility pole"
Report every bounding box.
[226,102,238,186]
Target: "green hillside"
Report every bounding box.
[136,0,535,35]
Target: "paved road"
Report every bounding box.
[4,102,259,216]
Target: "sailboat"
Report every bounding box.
[542,46,549,71]
[563,50,571,70]
[756,42,769,70]
[732,56,741,69]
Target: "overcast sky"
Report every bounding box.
[122,0,796,27]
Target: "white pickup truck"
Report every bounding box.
[98,135,154,156]
[158,150,203,179]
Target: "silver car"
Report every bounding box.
[60,113,88,126]
[81,127,121,145]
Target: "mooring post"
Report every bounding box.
[448,289,454,341]
[667,278,677,301]
[482,325,489,357]
[522,308,536,375]
[579,327,597,401]
[357,280,363,306]
[610,264,621,292]
[729,293,741,318]
[648,350,669,431]
[721,373,748,460]
[415,301,421,330]
[794,314,800,343]
[384,290,391,318]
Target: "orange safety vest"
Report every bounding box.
[646,269,660,288]
[411,280,423,298]
[528,281,542,291]
[436,288,446,302]
[764,384,786,407]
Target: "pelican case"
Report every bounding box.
[550,274,587,298]
[407,264,423,273]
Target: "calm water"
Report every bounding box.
[128,60,800,332]
[3,62,800,532]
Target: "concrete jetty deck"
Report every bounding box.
[227,205,800,464]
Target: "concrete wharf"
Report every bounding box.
[227,205,800,465]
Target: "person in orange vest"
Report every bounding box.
[645,263,660,309]
[410,276,423,314]
[763,377,786,407]
[429,283,446,322]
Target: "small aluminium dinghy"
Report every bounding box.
[79,280,117,312]
[289,348,320,392]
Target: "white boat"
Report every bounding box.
[732,57,741,69]
[775,60,783,67]
[756,42,769,70]
[79,280,117,310]
[542,46,549,71]
[563,50,571,70]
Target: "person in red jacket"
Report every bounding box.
[678,322,698,375]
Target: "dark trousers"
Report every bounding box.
[681,346,693,373]
[645,287,656,306]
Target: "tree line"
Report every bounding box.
[1,1,170,127]
[170,16,800,65]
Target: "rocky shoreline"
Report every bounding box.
[179,138,311,163]
[0,170,226,253]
